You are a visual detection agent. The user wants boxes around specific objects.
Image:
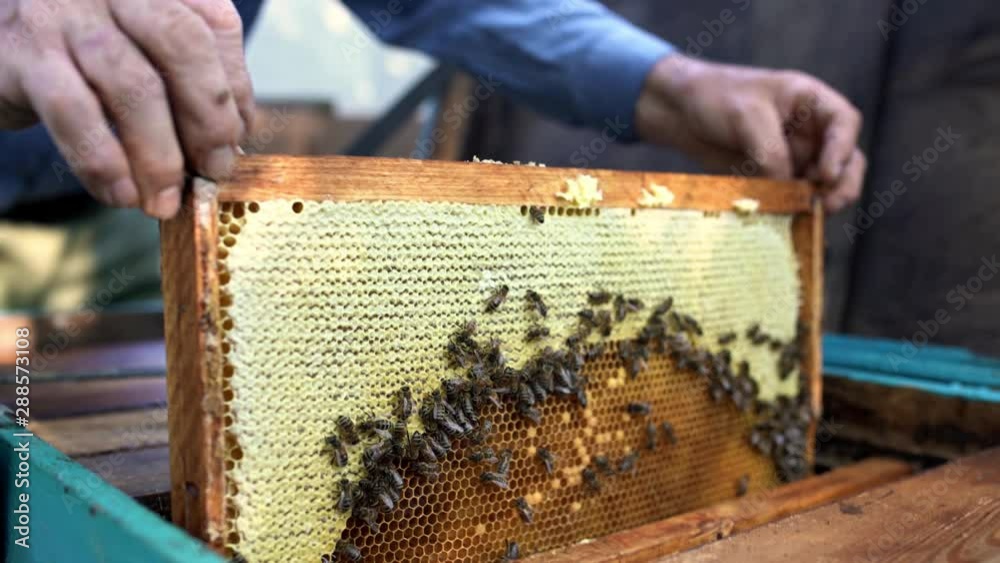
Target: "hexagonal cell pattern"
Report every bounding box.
[215,200,803,562]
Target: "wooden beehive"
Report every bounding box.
[161,155,822,562]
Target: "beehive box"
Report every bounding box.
[161,156,822,562]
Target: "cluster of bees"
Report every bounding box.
[316,282,809,562]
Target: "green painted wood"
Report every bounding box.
[0,410,224,563]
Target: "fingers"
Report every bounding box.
[822,147,867,213]
[809,85,862,185]
[65,16,184,217]
[177,0,255,138]
[727,100,793,180]
[110,0,243,180]
[21,51,137,208]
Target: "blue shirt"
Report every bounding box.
[0,0,672,211]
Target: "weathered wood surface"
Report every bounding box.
[0,375,165,418]
[529,457,912,562]
[824,377,1000,459]
[657,447,1000,562]
[215,155,814,213]
[160,179,228,550]
[31,407,168,457]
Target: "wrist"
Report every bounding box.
[635,53,702,147]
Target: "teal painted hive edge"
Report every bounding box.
[0,409,225,563]
[823,334,1000,403]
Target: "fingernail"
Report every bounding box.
[204,146,236,180]
[108,178,138,207]
[146,185,181,220]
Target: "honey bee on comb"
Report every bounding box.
[528,205,545,224]
[486,284,510,312]
[395,386,413,423]
[594,455,615,476]
[582,467,601,492]
[661,421,678,445]
[525,289,547,317]
[468,447,499,465]
[333,540,362,562]
[514,497,535,524]
[717,331,737,345]
[536,447,557,475]
[645,422,658,451]
[587,289,612,305]
[324,434,348,467]
[626,402,652,416]
[336,478,354,513]
[499,540,521,562]
[618,452,639,476]
[335,415,360,446]
[737,474,750,497]
[525,325,550,341]
[480,470,510,490]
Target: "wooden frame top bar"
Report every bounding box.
[216,155,814,214]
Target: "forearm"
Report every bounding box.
[342,0,673,138]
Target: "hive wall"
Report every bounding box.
[215,199,802,562]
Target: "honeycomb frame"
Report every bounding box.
[160,155,822,562]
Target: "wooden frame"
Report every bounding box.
[160,155,823,556]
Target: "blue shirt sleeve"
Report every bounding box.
[342,0,674,140]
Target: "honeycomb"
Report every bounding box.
[214,199,803,562]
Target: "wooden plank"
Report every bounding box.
[793,201,825,460]
[824,377,1000,459]
[30,407,168,457]
[0,414,223,563]
[159,178,227,550]
[657,448,1000,562]
[0,375,166,419]
[215,155,813,213]
[75,446,171,500]
[529,457,911,562]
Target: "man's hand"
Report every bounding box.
[636,54,865,213]
[0,0,254,219]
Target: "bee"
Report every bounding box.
[652,297,674,317]
[574,384,589,408]
[613,294,628,322]
[468,447,499,464]
[230,551,248,563]
[595,311,613,337]
[618,452,639,476]
[325,435,348,467]
[588,290,612,305]
[746,323,761,339]
[407,432,437,463]
[737,474,750,497]
[751,332,770,346]
[362,442,391,469]
[496,448,513,476]
[661,421,678,445]
[626,298,645,313]
[525,289,547,317]
[336,478,354,512]
[769,338,783,352]
[334,540,362,562]
[514,497,534,524]
[517,403,542,425]
[626,402,652,416]
[413,462,441,481]
[529,205,545,224]
[582,467,601,491]
[718,331,737,345]
[336,415,360,446]
[353,505,379,533]
[681,314,703,336]
[578,309,597,325]
[645,422,658,451]
[738,360,750,379]
[594,455,614,476]
[525,325,550,341]
[486,285,510,312]
[359,418,393,440]
[395,386,413,422]
[584,342,606,362]
[536,447,557,475]
[480,471,510,490]
[500,540,521,562]
[469,419,494,444]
